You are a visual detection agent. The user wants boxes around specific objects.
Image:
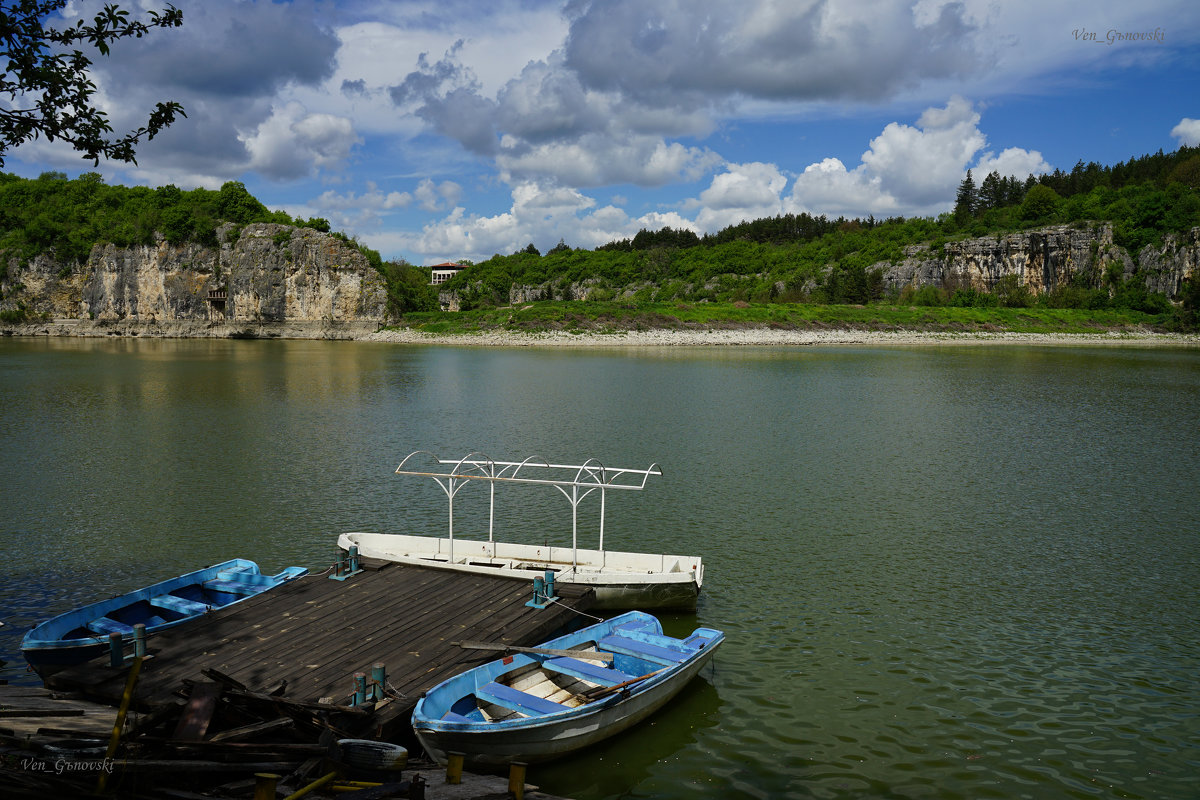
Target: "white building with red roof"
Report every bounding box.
[429,262,467,285]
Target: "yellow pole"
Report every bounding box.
[95,654,142,794]
[446,751,464,784]
[253,773,281,800]
[509,762,528,800]
[282,770,338,800]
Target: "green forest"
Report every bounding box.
[444,146,1200,325]
[0,171,438,318]
[2,144,1200,330]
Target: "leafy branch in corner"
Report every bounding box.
[0,1,185,166]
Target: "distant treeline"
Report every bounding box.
[591,145,1200,254]
[0,171,343,264]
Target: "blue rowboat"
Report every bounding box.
[21,558,307,676]
[412,610,723,767]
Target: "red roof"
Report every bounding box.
[429,262,467,269]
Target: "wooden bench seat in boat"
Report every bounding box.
[598,634,692,664]
[543,656,638,686]
[149,594,211,616]
[86,617,134,636]
[476,681,568,716]
[202,579,263,596]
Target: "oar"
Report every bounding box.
[454,640,614,663]
[579,667,669,702]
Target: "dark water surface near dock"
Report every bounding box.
[2,337,1199,799]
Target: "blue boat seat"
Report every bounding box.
[543,656,638,686]
[598,634,691,664]
[439,711,476,723]
[202,579,263,596]
[149,594,211,616]
[476,682,567,716]
[86,617,134,636]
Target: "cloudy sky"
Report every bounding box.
[8,0,1200,263]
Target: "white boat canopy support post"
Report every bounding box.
[394,451,663,571]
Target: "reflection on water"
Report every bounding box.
[539,678,724,797]
[2,338,1199,799]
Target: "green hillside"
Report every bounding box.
[2,144,1199,330]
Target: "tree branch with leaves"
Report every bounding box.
[0,0,185,166]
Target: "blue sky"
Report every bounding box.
[8,1,1200,264]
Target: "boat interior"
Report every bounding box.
[60,564,299,641]
[439,623,717,723]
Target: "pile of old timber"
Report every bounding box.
[1,666,420,798]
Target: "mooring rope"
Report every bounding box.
[547,596,604,622]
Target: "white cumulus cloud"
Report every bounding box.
[240,102,359,180]
[788,96,1049,219]
[1171,118,1200,147]
[692,162,788,230]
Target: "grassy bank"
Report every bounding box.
[390,301,1175,336]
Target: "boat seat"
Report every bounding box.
[149,594,211,616]
[439,711,476,724]
[683,632,718,649]
[598,634,691,664]
[202,579,263,596]
[86,617,134,636]
[543,656,638,686]
[476,682,568,716]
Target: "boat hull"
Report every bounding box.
[22,558,307,676]
[412,610,723,767]
[339,532,702,610]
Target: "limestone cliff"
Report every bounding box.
[882,223,1198,298]
[446,224,1199,311]
[1,223,388,337]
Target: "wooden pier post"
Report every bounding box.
[108,631,122,667]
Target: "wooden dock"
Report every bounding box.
[2,559,592,798]
[43,559,595,732]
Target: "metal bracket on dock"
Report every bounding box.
[525,571,559,609]
[350,662,388,706]
[330,545,364,581]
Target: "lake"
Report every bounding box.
[2,337,1198,799]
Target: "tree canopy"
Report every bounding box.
[0,1,185,166]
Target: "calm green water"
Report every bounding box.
[2,338,1199,799]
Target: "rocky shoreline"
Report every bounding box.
[365,327,1200,348]
[5,318,1198,348]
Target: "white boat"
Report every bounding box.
[411,610,723,767]
[338,452,704,610]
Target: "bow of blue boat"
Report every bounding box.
[21,558,307,676]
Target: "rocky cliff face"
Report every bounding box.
[1,223,388,337]
[447,224,1199,311]
[1138,227,1200,296]
[882,223,1197,298]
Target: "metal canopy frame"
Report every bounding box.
[395,450,662,567]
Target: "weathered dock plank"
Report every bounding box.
[0,686,117,740]
[44,561,594,731]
